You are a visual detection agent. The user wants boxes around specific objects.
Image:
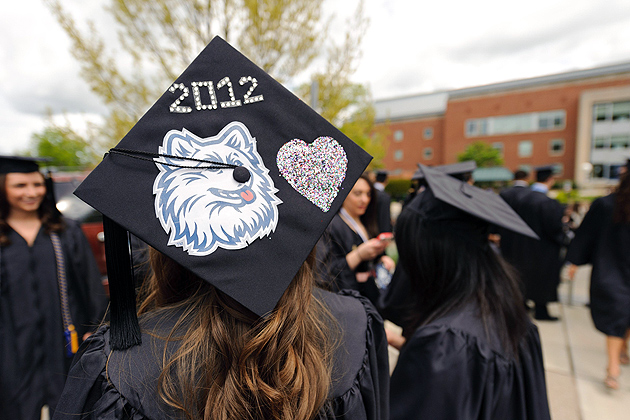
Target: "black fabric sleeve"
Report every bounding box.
[63,219,108,336]
[565,198,603,265]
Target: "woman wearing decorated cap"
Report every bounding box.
[317,173,395,306]
[53,37,389,420]
[0,155,107,420]
[389,165,551,420]
[565,159,630,390]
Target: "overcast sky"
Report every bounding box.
[2,0,630,154]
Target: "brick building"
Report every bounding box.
[375,62,630,187]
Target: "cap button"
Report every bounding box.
[233,166,251,183]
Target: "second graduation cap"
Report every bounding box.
[411,164,538,239]
[75,36,372,349]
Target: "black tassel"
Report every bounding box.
[103,216,142,350]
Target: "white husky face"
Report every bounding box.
[153,122,282,256]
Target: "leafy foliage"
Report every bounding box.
[25,125,99,169]
[457,141,504,167]
[384,179,412,201]
[296,1,386,167]
[42,0,383,166]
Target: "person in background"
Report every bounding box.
[379,161,476,334]
[498,166,566,321]
[565,159,630,390]
[372,170,393,233]
[389,165,550,420]
[318,173,395,306]
[0,155,107,420]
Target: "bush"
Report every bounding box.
[385,179,412,201]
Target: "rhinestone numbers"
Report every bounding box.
[168,76,264,114]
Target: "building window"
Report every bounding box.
[491,142,504,156]
[465,110,566,137]
[423,127,434,140]
[594,137,608,149]
[393,149,404,161]
[594,103,612,121]
[592,164,604,178]
[612,101,630,121]
[393,130,404,142]
[611,135,630,149]
[593,101,630,122]
[465,119,488,137]
[549,139,565,156]
[518,140,533,157]
[423,147,433,160]
[553,163,564,176]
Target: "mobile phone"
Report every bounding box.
[377,232,394,242]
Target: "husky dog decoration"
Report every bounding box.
[153,122,282,256]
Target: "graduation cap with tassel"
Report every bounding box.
[74,37,373,350]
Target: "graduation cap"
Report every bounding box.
[412,160,477,181]
[535,165,555,182]
[0,155,59,212]
[375,170,388,183]
[74,36,372,350]
[0,155,50,174]
[407,165,538,241]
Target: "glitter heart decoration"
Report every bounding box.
[277,137,348,212]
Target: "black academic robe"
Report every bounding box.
[53,290,390,420]
[390,303,551,420]
[565,194,630,337]
[317,214,381,305]
[498,186,565,303]
[378,264,413,332]
[0,218,108,420]
[374,189,393,234]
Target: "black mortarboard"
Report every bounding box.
[0,155,59,212]
[74,37,372,349]
[408,165,538,240]
[535,165,555,182]
[412,161,477,181]
[0,155,49,174]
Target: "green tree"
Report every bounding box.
[297,1,386,167]
[44,0,380,160]
[457,141,504,168]
[25,125,99,169]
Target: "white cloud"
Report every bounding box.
[2,0,630,153]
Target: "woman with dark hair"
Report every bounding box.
[0,156,107,420]
[565,161,630,390]
[318,173,395,305]
[389,165,550,420]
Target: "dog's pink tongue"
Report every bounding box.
[241,190,254,202]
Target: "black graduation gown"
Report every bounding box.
[498,186,565,303]
[565,194,630,337]
[0,218,108,420]
[374,189,393,234]
[390,303,551,420]
[317,214,381,304]
[377,264,413,332]
[52,290,390,420]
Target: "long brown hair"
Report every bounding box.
[0,172,64,246]
[136,248,335,420]
[614,171,630,223]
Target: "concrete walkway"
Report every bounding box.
[539,265,630,420]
